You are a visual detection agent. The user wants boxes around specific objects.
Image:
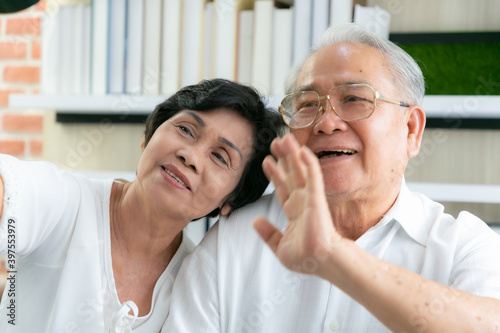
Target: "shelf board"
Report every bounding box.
[8,94,500,128]
[8,94,167,113]
[9,94,500,116]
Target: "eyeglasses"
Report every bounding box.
[279,83,410,129]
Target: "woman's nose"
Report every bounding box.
[177,148,202,172]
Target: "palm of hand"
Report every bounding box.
[254,135,341,275]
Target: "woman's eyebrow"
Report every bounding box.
[186,111,206,127]
[219,137,242,159]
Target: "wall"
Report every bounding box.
[368,0,500,32]
[0,0,45,160]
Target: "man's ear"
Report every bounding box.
[140,136,146,152]
[406,105,426,158]
[220,204,232,216]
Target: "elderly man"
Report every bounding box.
[163,24,500,332]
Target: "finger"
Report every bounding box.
[262,156,290,204]
[300,147,325,194]
[253,217,283,254]
[283,137,307,189]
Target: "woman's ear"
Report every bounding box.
[220,204,232,216]
[406,105,426,158]
[140,136,146,152]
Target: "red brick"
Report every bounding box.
[32,40,40,59]
[0,140,25,156]
[29,138,43,157]
[0,42,27,59]
[6,17,41,35]
[3,66,40,83]
[2,114,43,133]
[0,90,24,107]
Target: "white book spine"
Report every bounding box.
[41,8,60,94]
[108,0,127,94]
[329,0,353,27]
[236,10,253,85]
[311,0,329,46]
[353,4,391,39]
[180,0,204,87]
[292,0,312,65]
[142,0,162,95]
[271,8,293,97]
[212,0,237,80]
[251,0,274,95]
[201,1,214,80]
[91,0,109,95]
[125,0,144,94]
[161,0,182,94]
[81,6,91,95]
[58,6,74,95]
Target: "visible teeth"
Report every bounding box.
[165,169,187,187]
[317,150,355,158]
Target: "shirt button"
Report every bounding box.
[329,321,340,330]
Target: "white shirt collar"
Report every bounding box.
[379,177,438,246]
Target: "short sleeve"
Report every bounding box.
[162,223,221,333]
[450,211,500,300]
[0,154,77,256]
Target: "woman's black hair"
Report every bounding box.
[144,79,284,218]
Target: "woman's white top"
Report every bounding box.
[0,154,194,332]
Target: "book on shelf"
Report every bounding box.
[329,0,353,27]
[180,0,205,87]
[271,6,293,97]
[91,0,109,95]
[251,0,273,95]
[108,0,127,94]
[353,4,391,39]
[80,5,91,95]
[41,4,60,94]
[292,0,312,65]
[142,0,162,95]
[37,0,379,102]
[161,0,182,94]
[311,0,329,46]
[126,0,144,94]
[58,5,76,95]
[236,8,253,85]
[201,0,214,80]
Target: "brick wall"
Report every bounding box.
[0,0,46,160]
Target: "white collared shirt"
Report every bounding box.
[164,180,500,332]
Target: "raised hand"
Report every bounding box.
[253,134,342,275]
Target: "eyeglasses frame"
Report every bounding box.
[279,83,411,129]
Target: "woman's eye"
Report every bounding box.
[178,125,192,135]
[213,152,228,165]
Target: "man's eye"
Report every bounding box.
[213,152,228,165]
[345,95,363,102]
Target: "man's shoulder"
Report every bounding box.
[222,192,284,226]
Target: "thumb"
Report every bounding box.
[253,217,283,254]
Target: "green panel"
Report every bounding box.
[400,43,500,95]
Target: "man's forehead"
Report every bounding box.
[296,42,389,90]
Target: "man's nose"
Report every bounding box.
[312,101,347,135]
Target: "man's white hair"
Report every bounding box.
[284,24,425,106]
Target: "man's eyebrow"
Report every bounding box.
[294,84,319,93]
[295,80,375,93]
[186,111,206,127]
[219,137,242,159]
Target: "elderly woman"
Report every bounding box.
[0,79,283,332]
